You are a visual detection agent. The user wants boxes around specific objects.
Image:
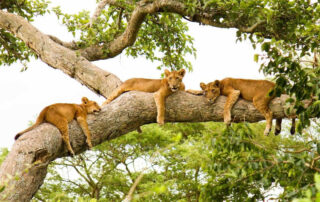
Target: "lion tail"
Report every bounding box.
[15,107,47,140]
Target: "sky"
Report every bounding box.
[0,0,265,149]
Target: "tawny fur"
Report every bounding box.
[187,78,295,136]
[103,69,186,124]
[15,97,101,155]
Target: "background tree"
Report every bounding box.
[0,0,320,201]
[32,121,320,201]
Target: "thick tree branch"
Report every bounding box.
[0,91,294,201]
[0,10,122,98]
[78,0,163,61]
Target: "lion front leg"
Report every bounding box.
[76,116,93,149]
[55,121,75,156]
[153,91,166,125]
[224,90,240,125]
[253,97,273,136]
[186,89,204,95]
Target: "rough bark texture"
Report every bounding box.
[0,91,292,201]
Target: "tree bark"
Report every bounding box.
[0,91,293,201]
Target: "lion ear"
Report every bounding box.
[213,80,220,87]
[200,82,206,90]
[178,69,186,77]
[82,97,89,104]
[164,69,171,77]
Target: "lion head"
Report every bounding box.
[200,80,220,103]
[164,69,186,92]
[82,97,101,113]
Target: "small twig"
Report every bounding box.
[311,155,320,168]
[239,20,266,33]
[122,151,159,202]
[117,8,124,29]
[282,148,312,154]
[313,48,319,68]
[305,163,320,172]
[122,143,176,202]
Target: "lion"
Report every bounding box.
[15,97,101,155]
[102,69,186,124]
[187,78,295,136]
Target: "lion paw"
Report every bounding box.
[224,117,231,126]
[87,141,93,149]
[69,149,75,156]
[264,128,271,136]
[157,118,165,125]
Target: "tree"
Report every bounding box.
[33,122,320,201]
[0,0,320,201]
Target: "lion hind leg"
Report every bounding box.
[275,118,282,135]
[224,90,240,125]
[102,86,127,106]
[290,118,296,135]
[253,98,272,136]
[59,124,75,156]
[51,119,75,155]
[46,111,75,155]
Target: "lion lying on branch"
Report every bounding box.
[187,78,295,135]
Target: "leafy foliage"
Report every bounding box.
[52,6,196,71]
[34,122,320,201]
[0,0,49,20]
[233,1,320,130]
[52,6,125,47]
[0,0,49,68]
[126,13,195,71]
[293,173,320,202]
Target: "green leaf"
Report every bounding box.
[254,54,259,63]
[261,42,270,52]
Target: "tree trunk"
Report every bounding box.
[0,91,292,201]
